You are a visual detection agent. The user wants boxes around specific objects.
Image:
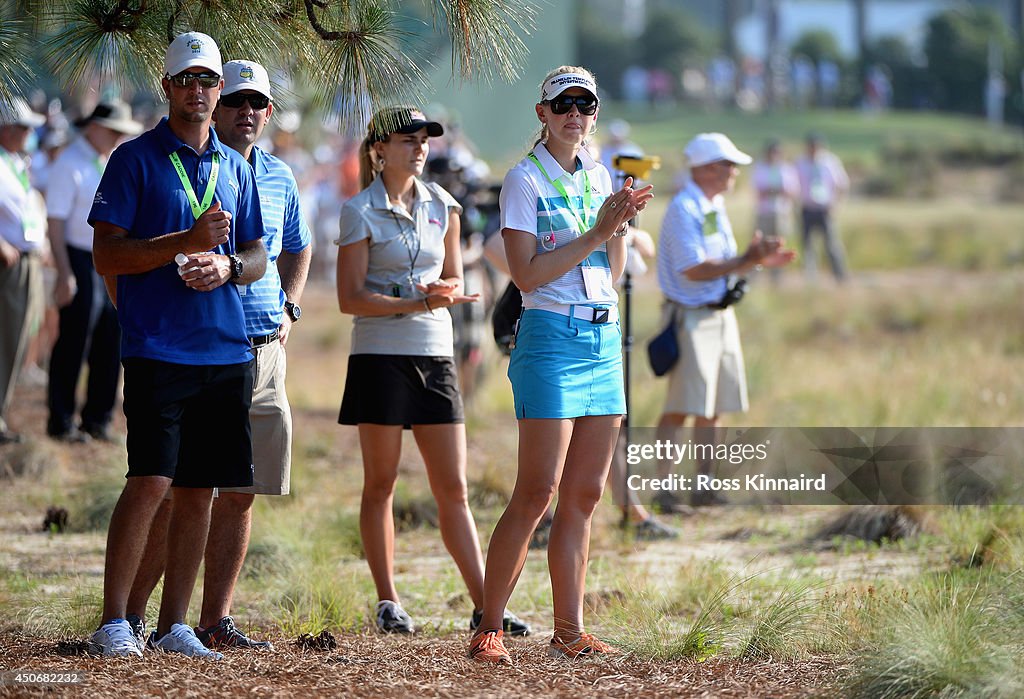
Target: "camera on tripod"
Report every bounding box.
[715,277,747,309]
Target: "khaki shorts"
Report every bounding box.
[662,303,748,418]
[220,337,292,496]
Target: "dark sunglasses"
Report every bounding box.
[219,93,271,110]
[166,72,221,89]
[543,94,598,115]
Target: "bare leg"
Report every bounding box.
[199,492,254,627]
[607,431,651,523]
[126,497,171,620]
[693,416,720,478]
[156,487,214,637]
[412,423,485,609]
[357,424,403,604]
[477,419,572,632]
[655,412,688,478]
[101,476,172,623]
[549,415,619,639]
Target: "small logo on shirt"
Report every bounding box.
[227,178,239,193]
[702,211,719,237]
[428,218,442,226]
[93,190,107,205]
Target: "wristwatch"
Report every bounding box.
[284,300,301,323]
[228,253,243,280]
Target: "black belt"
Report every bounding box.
[249,328,279,347]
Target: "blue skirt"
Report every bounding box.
[507,309,626,419]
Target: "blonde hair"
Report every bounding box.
[533,65,599,148]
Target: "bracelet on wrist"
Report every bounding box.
[612,223,629,238]
[423,298,432,312]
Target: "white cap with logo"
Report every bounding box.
[541,70,598,102]
[221,60,272,99]
[685,132,753,168]
[164,31,222,77]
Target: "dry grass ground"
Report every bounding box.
[1,261,1021,696]
[0,633,847,698]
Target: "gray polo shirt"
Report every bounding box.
[337,176,462,356]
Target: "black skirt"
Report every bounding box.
[338,354,465,428]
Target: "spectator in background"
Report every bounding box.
[751,139,799,282]
[0,97,47,444]
[45,101,142,443]
[791,56,816,109]
[817,59,841,108]
[652,133,794,513]
[795,132,849,282]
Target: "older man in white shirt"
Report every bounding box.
[45,101,142,443]
[0,97,46,444]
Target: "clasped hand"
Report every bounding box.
[178,253,231,292]
[746,231,797,268]
[594,177,655,238]
[415,279,480,308]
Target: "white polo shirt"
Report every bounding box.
[46,136,106,251]
[0,149,45,252]
[499,142,616,309]
[657,181,737,307]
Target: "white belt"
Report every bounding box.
[535,304,618,324]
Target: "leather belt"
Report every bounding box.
[249,328,279,347]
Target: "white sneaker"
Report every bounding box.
[88,619,144,657]
[152,623,224,659]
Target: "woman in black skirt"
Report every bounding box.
[336,106,528,637]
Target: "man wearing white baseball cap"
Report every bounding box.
[0,96,47,445]
[652,132,795,512]
[127,58,311,652]
[87,31,267,660]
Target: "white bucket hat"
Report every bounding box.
[0,97,46,128]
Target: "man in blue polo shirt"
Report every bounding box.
[125,59,311,652]
[87,32,267,659]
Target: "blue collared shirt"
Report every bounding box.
[89,117,264,365]
[238,146,311,337]
[657,181,738,307]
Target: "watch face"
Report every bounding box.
[286,302,301,321]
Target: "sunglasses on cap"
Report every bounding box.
[166,72,221,89]
[542,94,598,116]
[219,93,270,110]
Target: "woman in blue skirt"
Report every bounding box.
[468,67,653,663]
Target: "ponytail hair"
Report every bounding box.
[358,136,383,190]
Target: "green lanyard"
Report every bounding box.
[528,152,592,237]
[0,152,29,193]
[168,151,220,220]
